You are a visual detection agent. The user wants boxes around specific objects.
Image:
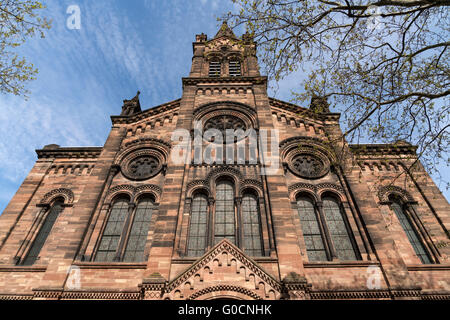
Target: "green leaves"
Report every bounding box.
[0,0,51,98]
[224,0,449,181]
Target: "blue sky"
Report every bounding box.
[0,0,448,213]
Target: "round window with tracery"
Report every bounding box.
[128,156,159,179]
[203,115,247,144]
[290,154,328,179]
[120,150,163,181]
[204,115,246,133]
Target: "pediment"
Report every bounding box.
[165,239,283,300]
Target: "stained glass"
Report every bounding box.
[214,181,235,245]
[95,199,128,262]
[22,201,64,265]
[241,194,263,256]
[123,197,154,262]
[391,200,431,264]
[296,196,327,261]
[322,197,357,261]
[187,194,208,257]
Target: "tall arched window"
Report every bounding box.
[322,196,357,261]
[187,193,209,257]
[241,193,263,256]
[22,199,64,265]
[296,195,327,262]
[123,196,155,262]
[390,196,432,264]
[214,180,236,245]
[95,197,129,262]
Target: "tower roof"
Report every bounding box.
[214,21,237,39]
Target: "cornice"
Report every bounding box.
[72,262,147,269]
[269,97,341,121]
[0,266,47,272]
[304,261,380,268]
[407,264,450,271]
[36,147,102,159]
[350,143,418,156]
[111,98,181,125]
[182,76,267,86]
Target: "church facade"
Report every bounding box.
[0,23,449,300]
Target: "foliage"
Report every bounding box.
[225,0,449,186]
[0,0,51,97]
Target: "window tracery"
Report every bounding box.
[389,196,432,264]
[95,195,157,262]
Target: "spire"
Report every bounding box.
[214,21,237,39]
[121,90,142,116]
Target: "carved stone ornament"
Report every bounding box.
[204,115,246,134]
[288,152,329,179]
[129,156,159,178]
[120,149,164,181]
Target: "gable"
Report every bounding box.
[163,239,283,300]
[111,98,181,126]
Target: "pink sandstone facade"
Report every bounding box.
[0,23,448,300]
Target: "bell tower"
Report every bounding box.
[144,21,308,283]
[189,22,260,78]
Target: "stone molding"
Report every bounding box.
[111,98,181,125]
[350,143,417,156]
[188,285,263,300]
[288,182,345,201]
[39,188,74,205]
[105,184,162,204]
[36,147,102,159]
[378,185,415,203]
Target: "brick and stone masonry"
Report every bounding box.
[0,23,448,300]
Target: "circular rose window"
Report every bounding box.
[203,115,247,143]
[121,150,163,180]
[289,153,328,179]
[204,115,246,133]
[128,156,159,179]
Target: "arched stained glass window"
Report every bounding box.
[95,198,129,262]
[23,200,64,265]
[390,198,431,264]
[215,180,236,245]
[187,194,209,257]
[123,196,155,262]
[296,195,327,262]
[322,196,357,261]
[241,193,263,256]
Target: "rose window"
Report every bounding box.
[204,115,246,134]
[128,156,159,179]
[291,154,325,178]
